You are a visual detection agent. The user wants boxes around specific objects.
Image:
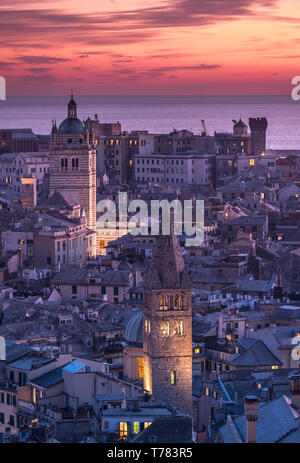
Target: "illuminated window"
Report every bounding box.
[160,322,169,337]
[250,158,255,166]
[144,319,150,334]
[18,239,24,245]
[271,365,279,370]
[194,348,200,354]
[235,346,239,354]
[226,335,232,341]
[159,296,164,310]
[119,422,127,438]
[32,387,36,404]
[159,296,168,310]
[257,383,261,389]
[261,151,265,156]
[205,387,210,396]
[110,139,114,146]
[296,194,299,198]
[133,422,140,434]
[174,320,184,336]
[241,141,244,146]
[144,422,152,429]
[129,160,133,167]
[171,371,176,385]
[228,160,232,167]
[138,357,144,379]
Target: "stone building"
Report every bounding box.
[143,222,193,415]
[49,94,96,255]
[249,117,268,156]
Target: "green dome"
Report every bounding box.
[58,117,84,135]
[124,310,143,347]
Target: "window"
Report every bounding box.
[249,158,255,166]
[133,422,140,434]
[9,371,14,382]
[174,320,184,336]
[160,322,169,337]
[18,372,27,386]
[46,257,51,265]
[159,295,168,310]
[61,158,68,170]
[101,286,106,295]
[0,413,4,424]
[144,422,152,429]
[114,287,119,296]
[72,158,79,170]
[145,319,150,334]
[8,415,14,427]
[171,371,176,385]
[138,357,144,379]
[72,285,77,295]
[103,421,109,430]
[119,422,128,438]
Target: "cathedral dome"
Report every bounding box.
[57,93,85,135]
[124,310,143,347]
[58,117,84,134]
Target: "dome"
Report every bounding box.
[124,310,143,347]
[58,117,84,135]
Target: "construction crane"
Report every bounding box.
[201,119,207,136]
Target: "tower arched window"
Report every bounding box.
[61,158,68,170]
[72,158,79,170]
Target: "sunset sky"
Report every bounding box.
[1,0,300,95]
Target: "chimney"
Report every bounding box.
[290,374,300,411]
[245,396,260,443]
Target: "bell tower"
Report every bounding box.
[49,94,97,256]
[143,223,193,415]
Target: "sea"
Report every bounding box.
[0,95,300,150]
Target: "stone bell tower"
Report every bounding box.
[49,93,96,256]
[143,222,193,415]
